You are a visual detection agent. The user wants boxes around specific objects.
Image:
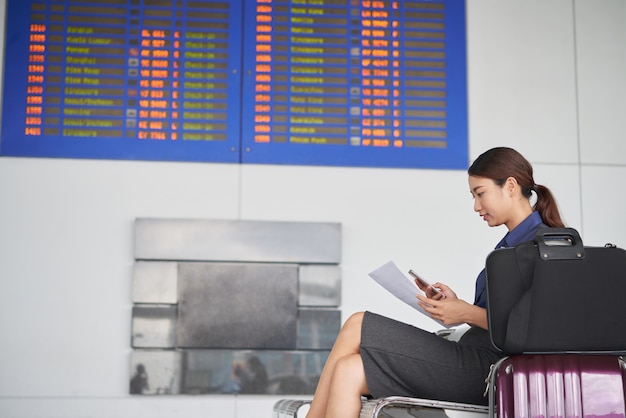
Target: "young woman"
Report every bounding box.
[306,147,565,418]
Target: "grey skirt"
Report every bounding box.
[360,311,503,405]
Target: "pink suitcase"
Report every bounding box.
[489,354,626,418]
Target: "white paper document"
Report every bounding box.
[368,260,450,328]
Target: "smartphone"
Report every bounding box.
[408,269,441,294]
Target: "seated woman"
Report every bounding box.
[306,147,565,418]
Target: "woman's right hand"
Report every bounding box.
[415,281,455,300]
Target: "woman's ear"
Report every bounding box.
[505,176,519,195]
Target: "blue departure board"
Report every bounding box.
[0,0,468,169]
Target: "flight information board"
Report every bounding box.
[0,0,468,169]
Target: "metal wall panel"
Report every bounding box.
[297,308,341,350]
[181,350,329,395]
[298,265,342,307]
[131,305,177,348]
[134,218,341,263]
[131,348,329,395]
[177,262,298,349]
[130,350,183,395]
[130,218,342,395]
[132,261,178,304]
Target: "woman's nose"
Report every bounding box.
[473,199,481,212]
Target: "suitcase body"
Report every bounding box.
[490,354,626,418]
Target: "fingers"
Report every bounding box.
[432,283,456,300]
[416,284,444,299]
[416,293,437,309]
[413,278,428,292]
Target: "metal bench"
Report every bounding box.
[273,396,489,418]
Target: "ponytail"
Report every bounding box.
[533,184,564,228]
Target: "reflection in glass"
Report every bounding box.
[130,350,182,395]
[132,304,177,348]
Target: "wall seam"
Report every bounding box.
[571,0,585,234]
[238,163,243,220]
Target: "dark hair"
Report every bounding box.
[468,147,564,228]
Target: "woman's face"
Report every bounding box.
[468,175,514,228]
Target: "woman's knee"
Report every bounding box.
[335,354,364,377]
[333,354,368,393]
[336,312,365,348]
[342,311,365,333]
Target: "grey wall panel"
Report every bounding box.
[130,350,183,395]
[134,218,341,263]
[130,348,329,395]
[131,305,177,348]
[130,218,342,395]
[298,265,341,307]
[181,350,329,395]
[297,308,341,350]
[177,262,298,349]
[132,261,178,304]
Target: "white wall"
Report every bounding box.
[1,0,625,417]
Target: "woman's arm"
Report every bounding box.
[417,285,488,329]
[460,303,488,329]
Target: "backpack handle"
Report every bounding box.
[535,227,585,260]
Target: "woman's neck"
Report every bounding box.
[505,204,533,231]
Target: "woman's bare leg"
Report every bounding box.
[306,312,367,418]
[325,353,369,418]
